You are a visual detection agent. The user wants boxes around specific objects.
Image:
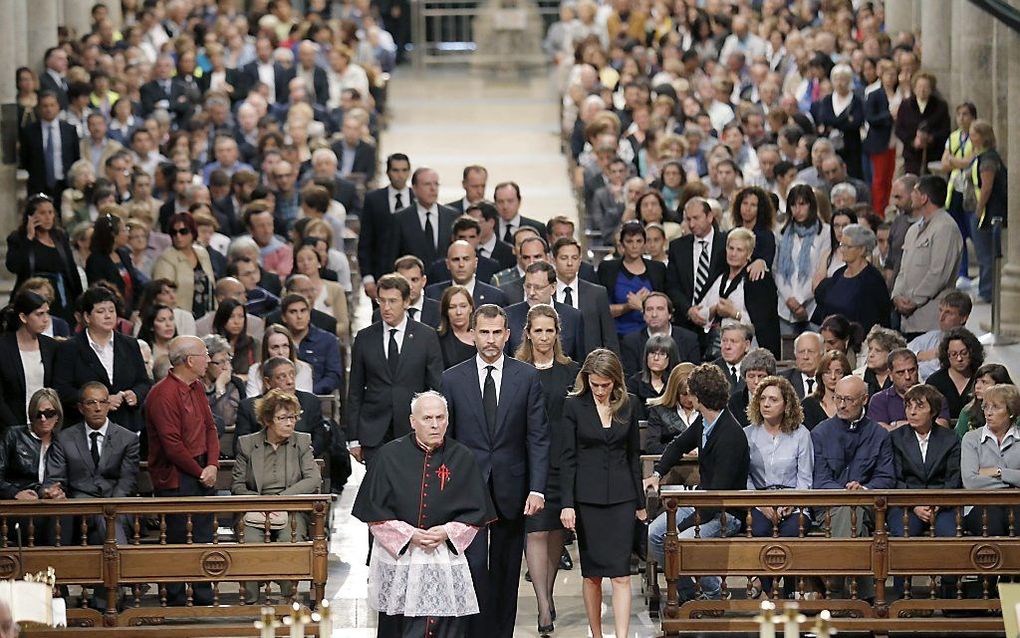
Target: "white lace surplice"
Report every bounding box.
[367,522,479,617]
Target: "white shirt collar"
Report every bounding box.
[87,419,111,439]
[980,424,1020,446]
[558,276,578,289]
[480,235,498,255]
[476,353,504,373]
[462,276,477,295]
[86,329,113,352]
[409,296,424,312]
[384,315,409,334]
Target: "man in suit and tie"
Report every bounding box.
[139,55,195,122]
[40,47,70,108]
[505,262,585,360]
[493,181,548,243]
[46,382,139,607]
[331,114,377,182]
[445,164,488,214]
[441,304,549,638]
[620,292,702,376]
[371,256,441,329]
[552,237,619,356]
[713,324,753,390]
[425,241,508,307]
[241,35,294,104]
[494,234,548,305]
[359,153,412,300]
[426,216,501,284]
[779,332,824,399]
[233,357,326,457]
[467,201,516,270]
[545,216,599,283]
[392,167,457,269]
[667,198,727,333]
[347,274,444,464]
[20,91,80,200]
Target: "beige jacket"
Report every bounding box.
[151,245,216,314]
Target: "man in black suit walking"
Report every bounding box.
[504,262,585,360]
[358,153,412,300]
[666,198,727,333]
[346,274,444,464]
[552,237,619,356]
[424,240,508,307]
[445,164,488,214]
[392,167,457,268]
[620,292,702,376]
[467,202,516,270]
[493,181,547,243]
[20,92,80,200]
[441,304,549,638]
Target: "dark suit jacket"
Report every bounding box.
[240,60,295,105]
[665,229,728,326]
[358,186,408,281]
[567,279,620,356]
[427,254,500,285]
[713,356,744,390]
[212,195,244,236]
[863,87,895,155]
[0,333,58,426]
[299,65,330,105]
[345,320,443,448]
[330,139,377,182]
[504,300,585,361]
[52,332,153,433]
[779,367,812,400]
[655,408,750,531]
[19,119,80,195]
[596,257,667,296]
[371,297,441,330]
[560,394,643,507]
[265,307,337,336]
[890,423,962,490]
[741,271,782,359]
[39,71,68,108]
[233,390,325,458]
[498,276,524,305]
[425,279,508,308]
[139,78,195,121]
[444,198,467,214]
[84,247,144,305]
[487,239,516,270]
[197,68,243,102]
[620,325,701,377]
[442,356,550,519]
[46,421,140,498]
[393,204,458,268]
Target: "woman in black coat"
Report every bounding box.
[85,213,145,313]
[894,72,951,176]
[6,194,83,323]
[811,64,866,179]
[0,290,58,428]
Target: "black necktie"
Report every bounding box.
[89,431,101,466]
[407,308,418,321]
[564,286,574,307]
[394,192,403,210]
[483,365,497,436]
[424,211,435,249]
[503,224,514,244]
[387,328,400,375]
[731,365,738,381]
[805,378,815,395]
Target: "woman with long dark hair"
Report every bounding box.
[86,212,144,312]
[437,285,476,369]
[0,291,58,428]
[955,364,1015,438]
[730,186,777,266]
[245,325,315,397]
[626,334,679,420]
[213,299,255,378]
[136,303,177,364]
[926,327,984,419]
[6,194,84,322]
[773,185,830,336]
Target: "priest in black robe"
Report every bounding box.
[353,390,495,638]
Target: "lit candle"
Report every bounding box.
[254,606,278,638]
[284,602,309,638]
[755,600,777,638]
[782,602,805,638]
[315,600,331,638]
[812,609,836,638]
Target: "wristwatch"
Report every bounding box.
[996,468,1003,479]
[651,471,661,479]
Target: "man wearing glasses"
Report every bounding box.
[144,335,220,606]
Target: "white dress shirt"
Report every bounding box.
[498,213,523,243]
[416,203,440,246]
[43,119,64,180]
[86,329,115,384]
[479,235,498,259]
[27,428,48,482]
[476,354,504,403]
[690,229,716,289]
[461,276,477,297]
[86,420,112,458]
[915,429,931,463]
[556,278,580,309]
[257,61,276,103]
[383,315,409,357]
[388,185,411,213]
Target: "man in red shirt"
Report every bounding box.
[145,335,220,606]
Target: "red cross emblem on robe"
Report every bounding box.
[436,464,451,491]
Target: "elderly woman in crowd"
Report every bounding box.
[857,326,907,397]
[803,350,854,430]
[956,364,1015,439]
[813,224,890,334]
[894,72,951,176]
[232,388,321,601]
[961,383,1020,536]
[645,362,698,454]
[627,334,679,420]
[246,325,315,397]
[693,228,781,358]
[728,348,777,428]
[774,185,830,336]
[811,64,865,179]
[152,212,216,319]
[202,335,245,437]
[888,384,961,597]
[925,327,984,420]
[744,375,813,598]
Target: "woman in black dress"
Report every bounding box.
[437,285,476,369]
[6,194,84,323]
[561,349,644,638]
[514,304,580,635]
[801,350,852,430]
[926,327,983,419]
[626,334,679,421]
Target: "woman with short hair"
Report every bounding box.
[151,212,216,318]
[961,383,1020,536]
[856,326,907,397]
[813,224,890,334]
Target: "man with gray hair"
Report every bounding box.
[780,332,823,399]
[144,335,220,606]
[728,348,778,427]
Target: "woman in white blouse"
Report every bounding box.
[245,325,315,398]
[0,290,58,426]
[773,184,831,335]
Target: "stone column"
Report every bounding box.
[26,0,59,74]
[999,1,1020,336]
[920,2,952,103]
[13,0,28,68]
[62,0,93,38]
[993,20,1010,162]
[952,0,994,120]
[885,0,914,37]
[106,0,123,28]
[0,0,21,286]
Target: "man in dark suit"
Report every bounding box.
[425,240,508,307]
[264,274,338,335]
[347,274,444,464]
[441,304,549,638]
[232,357,326,457]
[20,91,80,200]
[53,287,152,434]
[779,332,824,399]
[240,35,295,104]
[359,153,413,300]
[545,216,598,283]
[494,234,548,305]
[139,55,196,122]
[666,198,727,333]
[552,237,619,356]
[39,47,70,108]
[302,148,361,214]
[504,262,585,360]
[295,40,331,105]
[444,164,488,214]
[493,181,547,243]
[426,216,501,284]
[467,201,516,270]
[712,324,753,389]
[371,255,441,329]
[331,114,377,182]
[621,292,702,376]
[644,363,749,600]
[392,167,457,269]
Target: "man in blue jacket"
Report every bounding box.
[281,293,345,394]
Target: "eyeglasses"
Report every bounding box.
[274,172,293,178]
[947,349,970,360]
[274,413,303,423]
[834,394,864,404]
[34,409,60,420]
[210,357,233,366]
[81,399,110,408]
[170,227,191,236]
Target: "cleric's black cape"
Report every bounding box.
[353,433,496,530]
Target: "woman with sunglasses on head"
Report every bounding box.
[85,210,145,312]
[0,291,58,429]
[152,212,216,319]
[6,194,84,323]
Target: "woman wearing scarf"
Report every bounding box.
[773,185,831,336]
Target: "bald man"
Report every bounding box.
[424,241,508,307]
[195,277,265,340]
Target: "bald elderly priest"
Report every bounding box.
[353,391,495,638]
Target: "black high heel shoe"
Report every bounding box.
[538,620,554,636]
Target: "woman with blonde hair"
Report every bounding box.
[516,304,580,635]
[968,119,1008,303]
[561,349,643,638]
[645,362,697,453]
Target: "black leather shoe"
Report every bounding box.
[559,549,573,571]
[524,570,532,582]
[538,621,554,636]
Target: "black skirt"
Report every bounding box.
[526,468,563,533]
[576,499,638,577]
